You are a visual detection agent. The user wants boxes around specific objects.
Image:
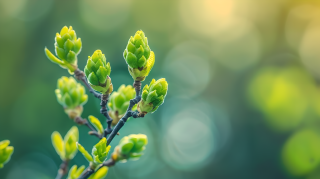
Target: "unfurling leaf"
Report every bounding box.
[77,143,93,162]
[88,116,104,135]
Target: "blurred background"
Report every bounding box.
[1,0,320,178]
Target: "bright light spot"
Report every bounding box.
[179,0,235,37]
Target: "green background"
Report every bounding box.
[1,0,320,178]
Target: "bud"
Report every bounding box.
[138,78,168,114]
[84,50,113,94]
[112,134,147,162]
[45,26,82,74]
[77,138,111,167]
[0,140,14,168]
[55,76,88,120]
[123,30,155,81]
[52,126,79,160]
[67,165,85,179]
[92,138,111,164]
[108,85,136,126]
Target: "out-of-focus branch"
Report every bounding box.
[55,160,69,179]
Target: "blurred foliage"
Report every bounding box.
[2,0,320,179]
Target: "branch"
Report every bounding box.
[78,81,143,179]
[74,69,101,99]
[55,160,69,179]
[78,167,95,179]
[78,159,116,179]
[100,94,113,137]
[75,116,102,139]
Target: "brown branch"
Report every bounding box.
[55,160,69,179]
[75,116,102,139]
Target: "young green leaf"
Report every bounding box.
[51,131,65,160]
[77,143,93,162]
[88,116,104,135]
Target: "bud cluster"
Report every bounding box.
[138,78,168,114]
[55,76,88,119]
[112,134,148,162]
[84,50,113,94]
[123,31,155,81]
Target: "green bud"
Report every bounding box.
[0,140,14,168]
[88,116,104,135]
[45,26,82,74]
[67,165,85,179]
[138,78,168,114]
[84,50,113,94]
[52,126,79,160]
[64,126,79,160]
[55,76,88,119]
[88,166,109,179]
[108,85,137,126]
[124,30,155,81]
[92,138,111,164]
[112,134,148,162]
[77,142,94,162]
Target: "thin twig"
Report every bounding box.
[100,94,113,137]
[55,160,69,179]
[78,159,116,179]
[75,116,102,139]
[74,69,101,99]
[78,167,95,179]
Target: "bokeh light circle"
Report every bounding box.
[285,5,320,50]
[282,129,320,176]
[163,41,212,98]
[299,19,320,78]
[247,67,312,132]
[160,98,231,171]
